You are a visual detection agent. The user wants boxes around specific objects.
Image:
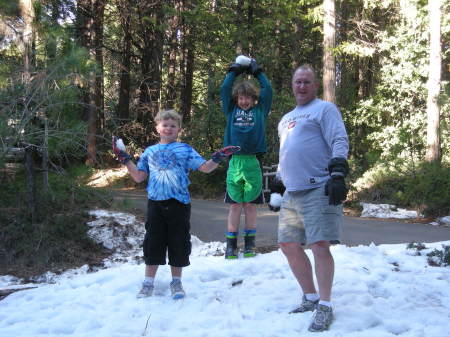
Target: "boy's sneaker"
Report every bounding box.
[289,295,319,313]
[170,279,185,300]
[136,282,154,298]
[308,304,333,332]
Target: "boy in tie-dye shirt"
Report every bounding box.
[112,109,239,300]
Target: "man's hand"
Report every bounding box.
[325,176,348,206]
[211,145,241,163]
[325,157,349,205]
[112,136,132,164]
[268,176,285,212]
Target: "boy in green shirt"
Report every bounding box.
[220,55,273,259]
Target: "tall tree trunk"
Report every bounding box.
[137,0,164,129]
[42,117,49,192]
[84,0,104,166]
[19,0,36,221]
[75,0,93,121]
[206,0,217,151]
[19,0,33,83]
[46,0,60,64]
[165,0,182,110]
[425,0,442,163]
[235,0,244,54]
[117,0,132,120]
[292,19,302,70]
[323,0,336,103]
[93,0,106,132]
[180,1,195,123]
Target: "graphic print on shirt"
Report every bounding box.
[280,113,311,131]
[233,108,255,128]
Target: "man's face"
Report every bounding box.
[237,94,255,111]
[292,69,319,106]
[156,118,181,143]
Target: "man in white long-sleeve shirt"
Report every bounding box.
[277,65,349,332]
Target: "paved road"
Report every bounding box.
[112,189,450,247]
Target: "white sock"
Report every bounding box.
[305,293,320,301]
[319,300,332,307]
[172,276,181,283]
[143,277,154,285]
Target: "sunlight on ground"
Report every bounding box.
[87,167,129,187]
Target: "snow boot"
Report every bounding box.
[225,232,238,259]
[244,229,256,258]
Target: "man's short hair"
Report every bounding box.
[292,64,319,82]
[232,81,259,102]
[155,109,182,127]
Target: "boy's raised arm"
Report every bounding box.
[112,136,148,183]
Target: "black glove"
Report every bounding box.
[247,59,262,76]
[268,177,285,212]
[228,63,247,76]
[325,176,348,206]
[328,157,349,176]
[325,157,349,205]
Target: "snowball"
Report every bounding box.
[235,55,251,66]
[115,138,126,151]
[269,193,283,208]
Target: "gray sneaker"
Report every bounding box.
[136,282,154,298]
[289,295,319,314]
[308,304,333,332]
[170,279,185,300]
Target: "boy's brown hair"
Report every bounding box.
[232,81,259,102]
[154,109,182,127]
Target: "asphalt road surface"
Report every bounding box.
[112,189,450,247]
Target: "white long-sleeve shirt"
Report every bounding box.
[278,98,349,191]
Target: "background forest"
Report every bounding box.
[0,1,449,277]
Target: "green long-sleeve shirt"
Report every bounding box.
[220,72,273,154]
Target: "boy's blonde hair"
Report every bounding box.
[154,109,182,127]
[232,81,259,102]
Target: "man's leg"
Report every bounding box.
[308,241,335,332]
[310,241,334,301]
[280,242,316,294]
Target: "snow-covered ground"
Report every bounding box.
[1,209,450,337]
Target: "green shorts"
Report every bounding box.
[226,155,263,203]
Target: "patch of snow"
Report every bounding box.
[360,202,421,219]
[437,216,450,226]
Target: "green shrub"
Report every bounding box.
[353,161,450,217]
[0,165,112,279]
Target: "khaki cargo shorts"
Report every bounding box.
[278,185,342,245]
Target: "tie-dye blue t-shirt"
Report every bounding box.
[137,142,206,204]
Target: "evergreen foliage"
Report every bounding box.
[0,0,449,216]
